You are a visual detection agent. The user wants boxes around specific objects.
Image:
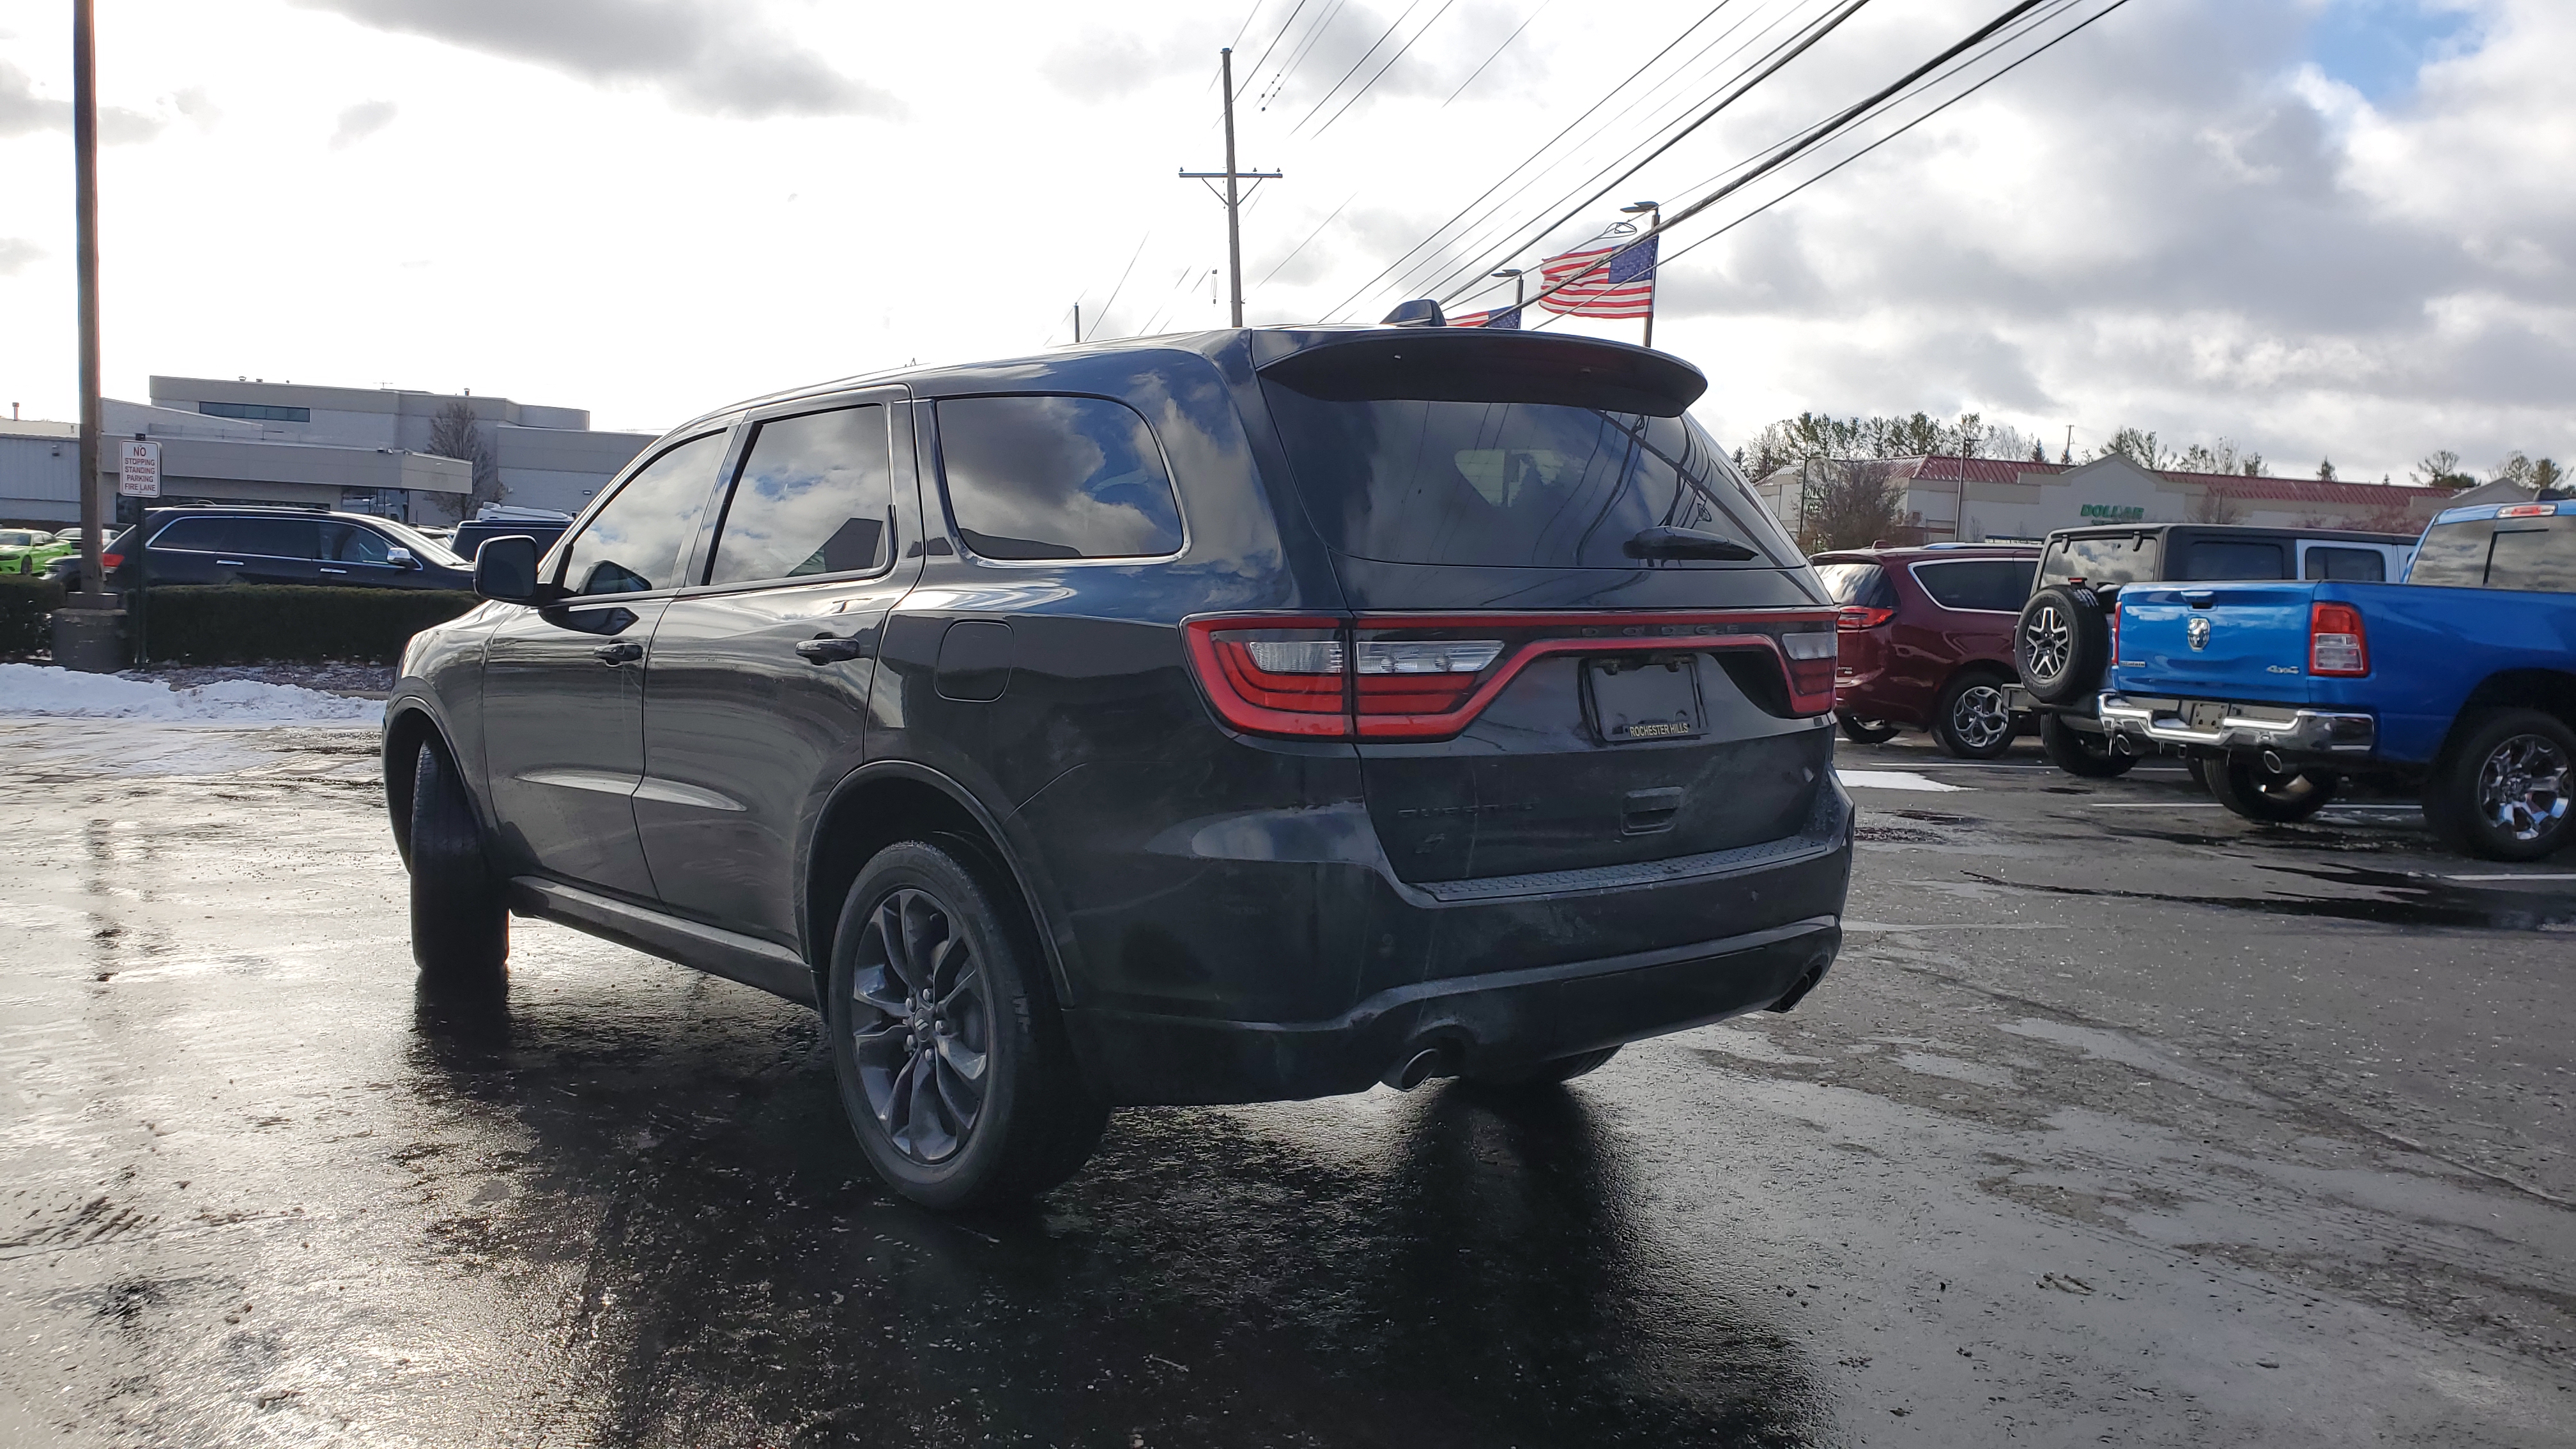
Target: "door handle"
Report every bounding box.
[795,634,871,664]
[592,641,644,666]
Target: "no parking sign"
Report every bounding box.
[118,439,160,498]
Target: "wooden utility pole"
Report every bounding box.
[1180,48,1280,328]
[72,0,103,602]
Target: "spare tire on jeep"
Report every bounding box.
[2016,585,2110,706]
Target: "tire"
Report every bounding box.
[1837,712,1900,745]
[2423,709,2575,861]
[408,741,509,979]
[2038,712,2136,778]
[1464,1046,1621,1091]
[1930,671,2016,760]
[2205,755,2340,823]
[827,839,1107,1211]
[2015,586,2109,706]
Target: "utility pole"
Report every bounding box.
[1180,47,1280,328]
[72,0,103,603]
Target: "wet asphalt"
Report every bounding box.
[1,718,2571,1447]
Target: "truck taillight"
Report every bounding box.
[2310,602,2368,677]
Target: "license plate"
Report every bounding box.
[2186,700,2228,730]
[1586,656,1703,744]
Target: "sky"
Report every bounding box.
[0,0,2565,484]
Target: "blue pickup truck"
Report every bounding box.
[2099,499,2575,859]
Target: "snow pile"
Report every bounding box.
[0,663,381,725]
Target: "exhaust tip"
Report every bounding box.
[1384,1046,1446,1091]
[2109,732,2136,757]
[2260,748,2286,775]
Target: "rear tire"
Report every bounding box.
[2423,709,2574,861]
[1464,1046,1621,1091]
[2015,586,2108,706]
[408,742,507,980]
[2205,755,2340,823]
[827,840,1107,1211]
[1930,671,2015,760]
[2038,713,2136,778]
[1837,712,1900,745]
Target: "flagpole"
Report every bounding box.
[1621,201,1660,349]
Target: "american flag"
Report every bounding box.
[1537,232,1657,319]
[1450,304,1522,330]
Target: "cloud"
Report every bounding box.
[1041,29,1209,101]
[289,0,900,119]
[0,61,162,142]
[329,99,399,149]
[0,238,42,276]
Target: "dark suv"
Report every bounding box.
[92,505,475,591]
[386,326,1855,1208]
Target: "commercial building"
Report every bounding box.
[1752,453,2452,544]
[0,378,661,528]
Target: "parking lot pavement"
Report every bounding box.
[3,721,2571,1448]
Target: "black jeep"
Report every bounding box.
[385,325,1856,1208]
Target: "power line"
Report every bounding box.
[1310,0,1467,137]
[1255,189,1363,288]
[1238,0,1310,96]
[1444,0,1550,106]
[1292,0,1432,134]
[1089,234,1154,337]
[1262,0,1353,109]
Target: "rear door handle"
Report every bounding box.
[795,634,871,664]
[592,641,644,666]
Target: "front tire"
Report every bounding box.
[827,840,1106,1211]
[2038,713,2136,778]
[2424,709,2574,861]
[408,742,507,979]
[2205,755,2340,823]
[1930,672,2016,759]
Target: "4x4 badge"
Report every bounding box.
[2186,615,2212,651]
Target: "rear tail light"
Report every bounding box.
[1836,605,1894,630]
[2310,602,2368,676]
[99,552,123,569]
[2110,601,2122,661]
[1184,611,1839,740]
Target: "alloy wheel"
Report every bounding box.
[2477,733,2572,843]
[2023,605,2071,682]
[1951,684,2011,751]
[849,887,991,1164]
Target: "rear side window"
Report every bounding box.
[937,395,1183,561]
[152,516,318,558]
[2177,539,2288,580]
[1260,387,1795,569]
[2043,533,2158,586]
[708,405,893,585]
[1913,558,2034,611]
[320,522,393,564]
[1812,562,1894,608]
[2412,516,2576,592]
[2303,546,2386,581]
[560,431,731,595]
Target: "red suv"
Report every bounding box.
[1811,544,2039,758]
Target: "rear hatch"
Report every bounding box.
[2114,583,2324,702]
[1250,332,1834,884]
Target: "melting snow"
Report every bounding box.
[0,664,381,726]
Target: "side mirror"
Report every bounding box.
[473,534,544,603]
[386,546,417,569]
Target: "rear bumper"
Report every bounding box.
[1063,915,1840,1106]
[2097,691,2376,759]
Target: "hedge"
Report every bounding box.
[138,585,480,664]
[0,575,66,658]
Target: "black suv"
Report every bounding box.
[2010,522,2417,776]
[386,326,1855,1208]
[93,505,475,591]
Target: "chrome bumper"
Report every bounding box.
[2096,692,2375,755]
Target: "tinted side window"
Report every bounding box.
[2178,539,2288,580]
[153,516,317,558]
[937,395,1183,560]
[1915,559,2034,611]
[2303,546,2386,581]
[2487,522,2576,593]
[150,518,234,553]
[708,406,893,585]
[2045,534,2158,586]
[560,432,731,595]
[321,521,393,564]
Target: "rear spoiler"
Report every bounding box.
[1252,329,1707,418]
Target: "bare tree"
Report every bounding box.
[2097,427,2172,470]
[2412,450,2475,489]
[1798,459,1905,553]
[425,400,503,516]
[2176,438,2265,477]
[2186,487,2247,524]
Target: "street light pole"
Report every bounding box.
[72,0,103,602]
[1181,48,1281,329]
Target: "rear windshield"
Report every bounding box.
[2409,515,2576,592]
[1812,562,1894,608]
[1914,558,2034,611]
[2304,546,2387,581]
[1260,385,1797,569]
[2042,533,2159,586]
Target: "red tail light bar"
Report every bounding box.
[1183,610,1840,741]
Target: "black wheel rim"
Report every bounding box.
[2477,733,2571,843]
[849,887,990,1165]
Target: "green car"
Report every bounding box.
[0,528,73,577]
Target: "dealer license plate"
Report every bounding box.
[1585,656,1703,744]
